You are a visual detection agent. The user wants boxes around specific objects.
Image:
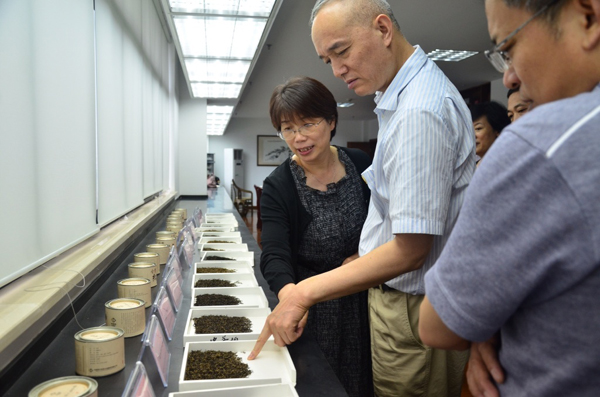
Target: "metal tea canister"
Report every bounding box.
[104,298,146,338]
[127,262,157,287]
[74,326,125,377]
[146,243,169,265]
[28,376,98,397]
[156,235,175,249]
[117,278,152,308]
[134,252,160,274]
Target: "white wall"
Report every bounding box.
[177,75,208,196]
[490,77,508,106]
[208,116,375,206]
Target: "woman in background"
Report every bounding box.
[470,101,511,164]
[259,76,373,397]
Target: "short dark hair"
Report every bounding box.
[507,86,520,99]
[269,76,338,140]
[470,101,511,134]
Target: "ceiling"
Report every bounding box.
[223,0,502,124]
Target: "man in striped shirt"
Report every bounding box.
[250,1,475,395]
[420,0,600,396]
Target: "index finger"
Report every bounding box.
[247,322,272,360]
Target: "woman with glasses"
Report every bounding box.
[260,76,373,397]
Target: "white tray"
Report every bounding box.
[179,340,296,392]
[199,232,241,238]
[183,307,271,344]
[199,237,243,245]
[205,213,236,219]
[192,287,269,309]
[196,226,235,233]
[203,218,239,226]
[200,251,254,264]
[169,383,298,397]
[193,273,258,290]
[200,219,238,228]
[195,261,254,274]
[199,243,248,253]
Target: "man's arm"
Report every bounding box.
[248,233,433,358]
[418,296,470,350]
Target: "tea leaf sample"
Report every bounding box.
[194,279,238,288]
[204,255,236,261]
[185,350,252,380]
[203,247,225,251]
[196,267,236,274]
[193,315,252,334]
[195,293,242,306]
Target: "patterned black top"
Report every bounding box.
[289,149,373,397]
[290,149,367,277]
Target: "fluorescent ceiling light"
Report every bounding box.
[337,102,354,108]
[207,105,234,135]
[169,0,276,17]
[174,17,267,59]
[185,59,251,83]
[192,82,242,98]
[427,49,478,62]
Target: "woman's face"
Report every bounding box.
[280,115,335,163]
[473,115,499,158]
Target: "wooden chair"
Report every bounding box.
[230,179,253,217]
[254,185,263,230]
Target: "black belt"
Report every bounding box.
[374,283,397,292]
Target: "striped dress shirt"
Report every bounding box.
[359,45,476,294]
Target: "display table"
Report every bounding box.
[5,188,348,396]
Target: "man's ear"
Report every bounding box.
[374,14,394,47]
[578,0,600,50]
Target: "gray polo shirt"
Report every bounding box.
[425,84,600,396]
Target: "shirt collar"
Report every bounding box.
[374,45,428,112]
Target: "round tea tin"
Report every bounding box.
[28,376,98,397]
[166,223,181,233]
[127,262,157,287]
[156,230,176,240]
[172,208,187,219]
[74,327,125,377]
[117,278,151,308]
[105,298,146,338]
[146,243,169,265]
[156,236,176,251]
[134,252,159,274]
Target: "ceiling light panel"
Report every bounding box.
[174,16,267,59]
[426,49,478,62]
[169,0,276,17]
[191,82,242,98]
[207,105,234,135]
[186,59,251,83]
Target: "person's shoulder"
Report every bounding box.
[338,146,372,168]
[507,88,600,151]
[264,159,292,185]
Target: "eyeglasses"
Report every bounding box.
[484,1,558,73]
[277,118,326,141]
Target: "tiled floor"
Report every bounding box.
[241,209,261,248]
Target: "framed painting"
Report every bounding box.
[257,135,291,166]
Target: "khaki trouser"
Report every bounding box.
[369,287,468,397]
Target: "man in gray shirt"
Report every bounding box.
[419,0,600,395]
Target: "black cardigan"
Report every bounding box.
[259,146,372,297]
